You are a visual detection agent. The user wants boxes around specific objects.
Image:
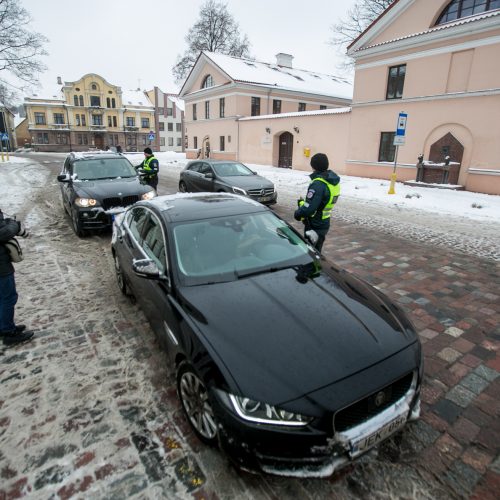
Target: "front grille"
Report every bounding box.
[102,195,140,211]
[334,372,414,433]
[247,187,275,197]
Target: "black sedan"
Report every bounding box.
[111,193,422,477]
[179,160,277,205]
[57,152,156,237]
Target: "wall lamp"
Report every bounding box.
[293,126,299,133]
[265,127,271,134]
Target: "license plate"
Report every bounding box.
[258,195,272,202]
[350,413,407,456]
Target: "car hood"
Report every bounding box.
[178,264,418,406]
[220,175,274,190]
[74,177,151,200]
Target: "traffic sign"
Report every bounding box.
[148,132,155,141]
[1,133,8,141]
[396,112,407,136]
[393,135,405,146]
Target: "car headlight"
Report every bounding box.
[228,394,313,426]
[141,190,156,200]
[75,197,97,207]
[232,187,247,196]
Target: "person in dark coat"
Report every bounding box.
[135,147,159,190]
[0,209,34,345]
[294,153,340,253]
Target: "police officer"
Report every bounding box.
[136,147,159,190]
[294,153,340,253]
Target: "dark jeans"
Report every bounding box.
[0,273,18,333]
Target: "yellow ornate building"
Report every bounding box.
[23,73,155,152]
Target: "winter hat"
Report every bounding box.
[310,153,329,172]
[144,147,153,155]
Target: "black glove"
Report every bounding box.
[293,210,302,221]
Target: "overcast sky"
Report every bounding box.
[17,0,357,98]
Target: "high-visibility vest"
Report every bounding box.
[143,156,156,175]
[313,178,340,219]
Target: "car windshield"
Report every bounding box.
[212,162,254,177]
[173,212,313,286]
[73,158,137,181]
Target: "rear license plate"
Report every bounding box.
[350,413,407,456]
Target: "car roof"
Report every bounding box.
[187,159,244,165]
[142,192,268,223]
[69,151,126,162]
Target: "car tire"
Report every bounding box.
[177,361,218,445]
[179,180,188,193]
[113,253,127,295]
[71,210,85,238]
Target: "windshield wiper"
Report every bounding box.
[236,264,297,280]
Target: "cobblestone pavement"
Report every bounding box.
[0,157,498,499]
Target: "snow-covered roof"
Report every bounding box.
[183,51,352,100]
[169,96,185,111]
[26,84,64,101]
[239,107,351,121]
[121,89,154,108]
[353,8,500,53]
[14,114,26,127]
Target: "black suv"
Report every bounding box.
[57,152,156,237]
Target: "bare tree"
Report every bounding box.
[330,0,394,68]
[0,0,48,106]
[172,0,250,84]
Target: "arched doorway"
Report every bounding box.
[202,137,211,158]
[278,132,293,168]
[429,132,464,184]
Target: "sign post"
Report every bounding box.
[388,112,407,194]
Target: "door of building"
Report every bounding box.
[94,134,104,150]
[278,132,293,168]
[428,132,463,184]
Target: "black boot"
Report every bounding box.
[1,329,34,346]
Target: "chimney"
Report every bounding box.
[275,53,293,68]
[57,76,62,85]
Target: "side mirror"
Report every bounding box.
[205,172,215,179]
[57,173,70,182]
[132,258,164,281]
[252,171,257,175]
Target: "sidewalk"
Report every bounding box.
[0,158,498,499]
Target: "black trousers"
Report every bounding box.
[145,176,158,190]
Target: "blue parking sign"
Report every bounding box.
[396,112,407,136]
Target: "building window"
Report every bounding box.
[320,105,327,110]
[159,122,164,131]
[76,115,80,126]
[273,99,281,114]
[53,113,64,124]
[177,138,182,147]
[141,118,150,128]
[193,104,197,121]
[113,116,117,127]
[194,136,198,149]
[220,136,225,151]
[90,96,101,107]
[126,117,135,127]
[160,137,165,146]
[34,112,46,125]
[298,102,306,112]
[142,135,147,145]
[228,135,231,143]
[436,0,500,24]
[77,134,82,145]
[201,75,214,88]
[219,98,225,118]
[55,133,67,144]
[74,95,79,106]
[108,116,112,127]
[81,114,86,126]
[107,97,111,108]
[112,98,116,108]
[176,123,182,132]
[167,122,173,132]
[167,107,173,116]
[386,64,406,100]
[92,115,103,126]
[205,101,210,119]
[91,83,97,90]
[79,95,84,106]
[251,97,260,116]
[378,132,396,162]
[168,137,174,147]
[37,132,49,144]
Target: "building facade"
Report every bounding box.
[0,105,17,151]
[179,52,352,167]
[345,0,500,195]
[145,88,185,153]
[23,74,155,153]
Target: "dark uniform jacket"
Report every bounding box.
[0,211,21,277]
[137,156,159,180]
[294,170,340,234]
